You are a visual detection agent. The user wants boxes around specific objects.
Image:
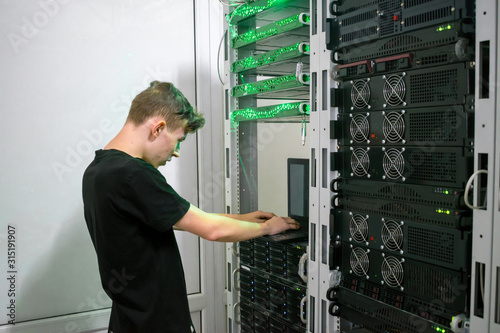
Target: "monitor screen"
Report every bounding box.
[287,158,309,222]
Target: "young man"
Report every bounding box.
[82,81,300,333]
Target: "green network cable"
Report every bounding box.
[228,0,292,24]
[231,102,310,122]
[230,73,310,98]
[230,13,310,49]
[231,42,310,73]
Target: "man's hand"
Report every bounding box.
[263,216,301,235]
[179,206,301,242]
[239,210,276,223]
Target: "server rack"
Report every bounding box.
[223,1,312,332]
[224,0,500,332]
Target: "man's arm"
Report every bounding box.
[219,210,276,223]
[175,205,299,242]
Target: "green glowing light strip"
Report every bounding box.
[230,13,310,49]
[231,102,310,122]
[230,73,310,98]
[231,42,310,73]
[228,0,293,24]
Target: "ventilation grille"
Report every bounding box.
[383,75,406,106]
[373,307,419,333]
[383,111,405,143]
[380,202,418,218]
[344,185,457,208]
[405,6,453,27]
[342,26,378,43]
[350,114,370,142]
[405,0,439,8]
[342,10,378,26]
[409,68,458,104]
[342,201,456,228]
[382,220,404,252]
[339,296,418,333]
[342,34,457,64]
[379,0,400,36]
[408,110,457,142]
[351,79,371,108]
[383,148,405,180]
[410,152,458,183]
[350,247,370,276]
[379,184,420,198]
[346,67,359,77]
[342,1,378,15]
[406,264,462,304]
[381,255,404,288]
[420,54,449,66]
[350,214,369,243]
[381,60,401,72]
[381,35,422,51]
[407,226,454,264]
[350,148,370,177]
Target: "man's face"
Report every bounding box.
[159,125,187,166]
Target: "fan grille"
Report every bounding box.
[383,75,406,106]
[350,247,370,276]
[350,214,369,243]
[383,148,405,180]
[382,220,404,251]
[382,256,404,288]
[383,112,405,143]
[351,79,371,109]
[351,148,370,177]
[350,114,370,143]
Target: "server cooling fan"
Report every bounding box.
[350,114,370,143]
[383,111,405,143]
[349,214,369,243]
[381,220,403,252]
[350,148,370,177]
[381,255,404,289]
[383,74,406,106]
[351,79,371,109]
[382,148,405,180]
[350,247,370,276]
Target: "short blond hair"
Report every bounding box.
[127,81,205,132]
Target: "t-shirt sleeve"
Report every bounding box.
[125,162,191,232]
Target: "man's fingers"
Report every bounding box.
[259,211,276,219]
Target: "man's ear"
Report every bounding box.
[152,120,166,138]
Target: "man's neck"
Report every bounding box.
[104,122,146,159]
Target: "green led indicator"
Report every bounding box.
[445,190,449,194]
[231,102,310,122]
[229,0,291,24]
[231,13,309,49]
[231,73,309,98]
[231,43,309,73]
[436,24,453,32]
[303,44,311,53]
[304,14,311,22]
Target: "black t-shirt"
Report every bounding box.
[82,149,194,333]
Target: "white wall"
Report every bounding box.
[258,122,310,215]
[0,0,203,331]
